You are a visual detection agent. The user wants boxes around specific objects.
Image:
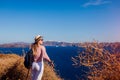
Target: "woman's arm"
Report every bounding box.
[42,46,51,62]
[42,46,54,67]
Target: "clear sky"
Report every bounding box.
[0,0,120,43]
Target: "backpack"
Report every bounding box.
[24,49,34,69]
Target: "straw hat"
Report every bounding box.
[34,35,43,42]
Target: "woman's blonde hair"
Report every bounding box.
[31,35,43,56]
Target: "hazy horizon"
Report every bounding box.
[0,0,120,43]
[0,40,120,44]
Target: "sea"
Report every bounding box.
[0,46,86,80]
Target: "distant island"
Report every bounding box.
[0,41,120,54]
[0,41,79,48]
[0,41,119,49]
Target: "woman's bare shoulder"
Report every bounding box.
[39,45,45,49]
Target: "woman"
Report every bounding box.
[31,35,54,80]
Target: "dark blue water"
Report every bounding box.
[0,46,85,80]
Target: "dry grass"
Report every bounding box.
[42,62,61,80]
[72,42,120,80]
[0,54,61,80]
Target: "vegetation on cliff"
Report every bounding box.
[72,42,120,80]
[0,54,61,80]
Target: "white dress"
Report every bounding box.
[32,58,44,80]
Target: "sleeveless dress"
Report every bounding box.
[31,46,50,80]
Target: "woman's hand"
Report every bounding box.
[50,61,54,68]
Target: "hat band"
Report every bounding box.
[35,37,43,42]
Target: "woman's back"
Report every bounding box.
[34,45,43,62]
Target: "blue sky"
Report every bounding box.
[0,0,120,43]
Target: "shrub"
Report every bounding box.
[72,42,120,80]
